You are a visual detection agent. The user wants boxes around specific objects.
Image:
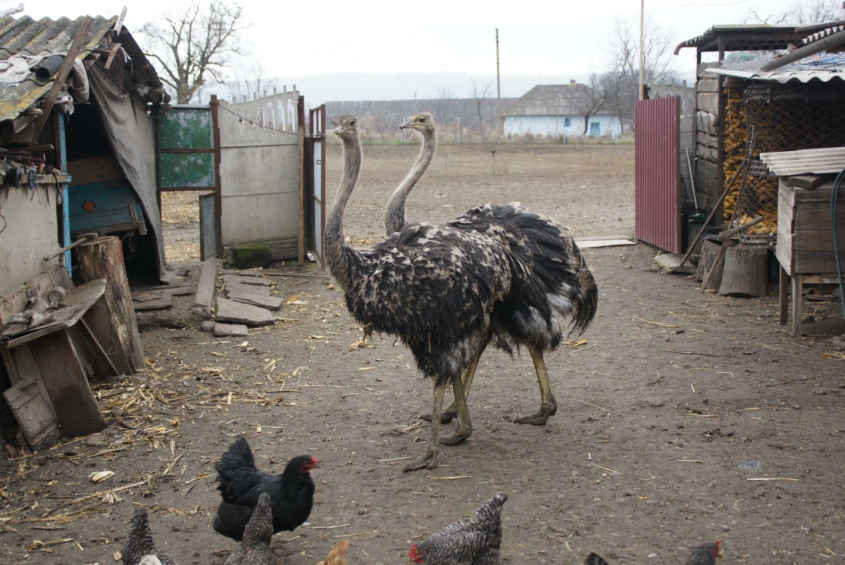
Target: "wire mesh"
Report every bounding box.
[728,81,845,245]
[105,46,126,94]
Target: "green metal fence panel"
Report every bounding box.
[157,107,216,189]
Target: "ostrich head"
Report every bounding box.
[333,113,358,141]
[400,112,435,136]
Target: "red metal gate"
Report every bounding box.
[635,97,681,254]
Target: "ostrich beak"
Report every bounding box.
[333,127,344,135]
[399,120,413,130]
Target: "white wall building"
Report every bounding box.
[502,82,622,138]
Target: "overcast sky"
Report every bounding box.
[6,0,834,100]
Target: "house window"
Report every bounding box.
[564,117,571,127]
[589,122,601,136]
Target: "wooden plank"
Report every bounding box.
[794,251,845,274]
[82,286,131,375]
[194,261,217,312]
[132,294,173,311]
[7,344,55,419]
[792,230,845,252]
[794,208,845,231]
[221,274,271,287]
[697,93,719,116]
[696,131,719,149]
[696,111,717,135]
[793,187,845,203]
[67,155,124,186]
[78,318,119,377]
[29,330,105,436]
[696,144,718,163]
[3,379,60,451]
[786,175,833,190]
[76,237,144,372]
[792,273,802,337]
[67,325,116,379]
[215,298,275,326]
[776,230,792,273]
[779,267,788,325]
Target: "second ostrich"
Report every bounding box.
[385,112,598,426]
[327,114,549,471]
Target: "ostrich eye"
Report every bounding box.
[349,120,356,127]
[419,117,426,122]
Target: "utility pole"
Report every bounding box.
[496,28,502,138]
[639,0,646,100]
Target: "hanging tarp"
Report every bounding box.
[87,64,166,280]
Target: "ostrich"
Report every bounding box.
[384,112,598,426]
[326,114,549,471]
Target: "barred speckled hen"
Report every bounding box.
[582,540,723,565]
[408,493,507,565]
[223,492,275,565]
[328,115,550,472]
[385,113,598,427]
[121,509,176,565]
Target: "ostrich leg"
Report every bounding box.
[404,379,447,472]
[420,341,485,424]
[441,372,472,445]
[514,345,558,425]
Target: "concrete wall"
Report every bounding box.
[217,91,301,254]
[503,114,622,138]
[0,184,64,296]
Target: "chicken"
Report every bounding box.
[409,494,507,565]
[584,554,608,565]
[685,541,724,565]
[122,508,176,565]
[213,437,318,541]
[224,492,275,565]
[316,540,349,565]
[583,541,723,565]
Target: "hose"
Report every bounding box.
[833,169,845,320]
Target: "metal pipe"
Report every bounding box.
[685,148,698,208]
[35,55,65,84]
[761,28,845,72]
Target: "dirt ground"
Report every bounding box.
[3,145,845,565]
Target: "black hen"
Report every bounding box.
[213,437,318,541]
[409,493,507,565]
[223,492,275,565]
[122,508,176,565]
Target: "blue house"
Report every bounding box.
[502,82,621,139]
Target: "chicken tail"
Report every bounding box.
[242,492,274,546]
[316,540,349,565]
[122,509,156,565]
[585,553,609,565]
[215,437,256,491]
[138,557,163,565]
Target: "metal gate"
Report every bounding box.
[308,105,327,269]
[156,102,222,258]
[635,97,681,254]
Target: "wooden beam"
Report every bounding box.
[32,17,94,136]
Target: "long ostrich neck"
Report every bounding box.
[325,133,363,291]
[384,128,436,235]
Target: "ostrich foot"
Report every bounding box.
[441,425,472,446]
[403,446,438,472]
[420,406,457,424]
[514,399,558,426]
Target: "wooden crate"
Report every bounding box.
[67,155,124,187]
[776,178,845,336]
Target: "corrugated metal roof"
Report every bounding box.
[674,24,828,55]
[502,84,610,117]
[0,14,117,122]
[761,147,845,176]
[706,63,845,84]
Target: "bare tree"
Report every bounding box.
[469,79,493,140]
[600,16,679,122]
[746,0,841,24]
[142,1,246,104]
[432,87,455,124]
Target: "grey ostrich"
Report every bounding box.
[385,112,598,426]
[326,114,550,471]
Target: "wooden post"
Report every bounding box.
[792,273,803,337]
[779,266,789,325]
[76,236,144,372]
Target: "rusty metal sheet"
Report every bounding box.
[635,97,682,254]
